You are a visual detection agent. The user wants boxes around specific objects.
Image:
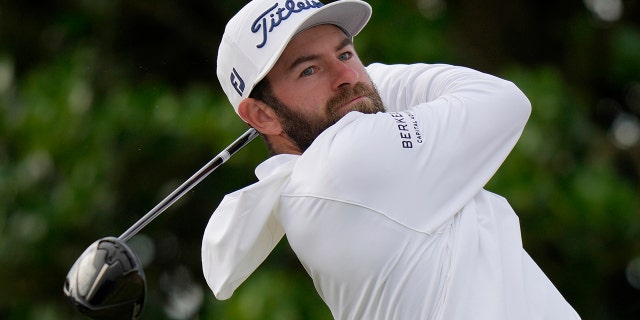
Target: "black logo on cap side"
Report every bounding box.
[231,68,245,96]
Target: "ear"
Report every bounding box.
[238,98,282,135]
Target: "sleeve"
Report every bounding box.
[327,63,531,232]
[201,175,287,300]
[366,62,516,113]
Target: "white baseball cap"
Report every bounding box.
[217,0,372,115]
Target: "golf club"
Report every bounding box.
[64,128,259,320]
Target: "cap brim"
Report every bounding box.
[296,0,371,38]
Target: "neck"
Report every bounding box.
[266,132,303,155]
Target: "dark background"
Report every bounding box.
[1,0,639,319]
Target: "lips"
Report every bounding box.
[343,95,364,108]
[331,95,365,116]
[328,84,370,112]
[348,95,365,104]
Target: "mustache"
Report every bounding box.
[326,82,378,113]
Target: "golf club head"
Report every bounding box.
[64,237,146,320]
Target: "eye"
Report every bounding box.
[339,52,352,61]
[301,66,315,77]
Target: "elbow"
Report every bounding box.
[513,81,532,122]
[202,246,234,301]
[501,80,531,130]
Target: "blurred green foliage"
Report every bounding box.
[1,0,639,319]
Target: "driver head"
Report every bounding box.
[64,237,146,320]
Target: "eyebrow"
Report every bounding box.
[287,36,354,72]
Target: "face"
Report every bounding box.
[264,24,385,151]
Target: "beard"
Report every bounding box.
[268,82,385,152]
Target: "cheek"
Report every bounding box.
[277,90,307,107]
[276,85,328,112]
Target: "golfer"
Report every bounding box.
[202,0,581,319]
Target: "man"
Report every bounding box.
[202,0,581,319]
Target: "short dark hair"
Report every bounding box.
[249,77,271,102]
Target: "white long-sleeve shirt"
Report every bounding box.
[202,63,580,319]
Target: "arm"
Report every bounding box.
[201,166,288,300]
[329,63,531,232]
[366,63,528,114]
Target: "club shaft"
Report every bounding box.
[118,128,259,242]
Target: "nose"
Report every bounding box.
[331,60,359,90]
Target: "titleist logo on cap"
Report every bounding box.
[252,0,324,49]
